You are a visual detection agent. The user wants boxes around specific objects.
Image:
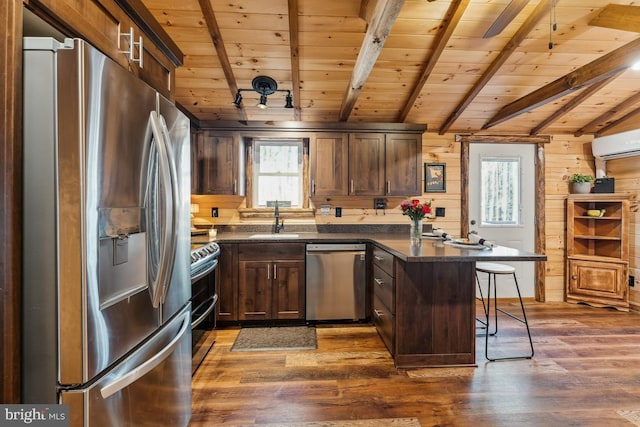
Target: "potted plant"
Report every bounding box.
[569,173,594,194]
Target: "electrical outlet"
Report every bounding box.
[630,275,635,287]
[374,198,387,209]
[211,207,219,218]
[435,207,445,217]
[335,207,342,217]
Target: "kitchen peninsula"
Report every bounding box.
[213,232,546,368]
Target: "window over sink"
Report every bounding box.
[252,139,304,208]
[239,137,313,218]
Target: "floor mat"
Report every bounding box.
[231,326,317,352]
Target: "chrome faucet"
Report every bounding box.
[273,200,285,233]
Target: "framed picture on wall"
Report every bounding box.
[424,163,446,192]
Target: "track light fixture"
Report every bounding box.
[232,75,293,109]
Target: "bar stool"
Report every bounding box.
[475,262,534,361]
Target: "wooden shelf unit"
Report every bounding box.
[566,194,630,311]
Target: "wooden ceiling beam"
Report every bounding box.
[529,71,621,136]
[439,0,551,134]
[197,0,247,121]
[483,36,640,130]
[574,90,640,137]
[338,0,405,121]
[398,0,470,123]
[288,0,301,121]
[594,105,640,137]
[589,4,640,33]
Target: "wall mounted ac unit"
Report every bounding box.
[592,129,640,160]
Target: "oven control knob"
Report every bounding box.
[191,253,199,263]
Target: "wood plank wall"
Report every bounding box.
[607,157,640,309]
[192,132,638,303]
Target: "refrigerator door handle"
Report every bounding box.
[147,111,175,308]
[99,310,190,399]
[158,113,179,303]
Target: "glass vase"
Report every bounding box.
[410,218,423,245]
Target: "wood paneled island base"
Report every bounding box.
[372,237,546,368]
[395,260,476,368]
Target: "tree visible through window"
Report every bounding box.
[252,140,303,208]
[480,157,520,225]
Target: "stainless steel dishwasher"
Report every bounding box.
[306,243,367,321]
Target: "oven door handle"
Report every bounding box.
[191,259,218,284]
[192,294,217,329]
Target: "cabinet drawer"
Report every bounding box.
[238,243,305,261]
[372,294,395,355]
[373,265,394,314]
[372,246,394,276]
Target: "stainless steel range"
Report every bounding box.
[190,241,220,373]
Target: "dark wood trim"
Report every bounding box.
[198,120,426,133]
[460,137,546,302]
[535,143,546,302]
[112,0,184,66]
[1,0,23,403]
[457,134,551,144]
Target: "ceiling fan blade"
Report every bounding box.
[483,0,529,38]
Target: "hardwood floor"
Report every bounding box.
[191,302,640,426]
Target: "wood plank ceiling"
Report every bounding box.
[140,0,640,136]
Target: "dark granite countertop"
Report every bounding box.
[194,231,547,263]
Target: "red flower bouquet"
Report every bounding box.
[400,199,432,221]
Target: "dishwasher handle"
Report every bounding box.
[306,243,366,252]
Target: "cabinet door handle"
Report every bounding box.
[311,179,316,195]
[572,275,577,280]
[374,278,385,287]
[267,263,270,280]
[373,309,384,318]
[350,179,354,194]
[386,181,390,194]
[273,264,277,280]
[374,255,384,261]
[233,179,237,195]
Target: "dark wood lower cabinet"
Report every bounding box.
[216,243,238,322]
[235,243,306,321]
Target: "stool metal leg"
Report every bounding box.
[485,271,534,362]
[475,272,488,330]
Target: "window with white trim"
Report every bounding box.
[252,139,304,208]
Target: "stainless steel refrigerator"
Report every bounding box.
[22,37,192,426]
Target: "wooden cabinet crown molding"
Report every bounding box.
[197,120,426,134]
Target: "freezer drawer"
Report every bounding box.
[60,305,192,427]
[306,244,366,321]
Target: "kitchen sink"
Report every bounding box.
[249,233,300,239]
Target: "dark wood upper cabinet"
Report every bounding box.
[349,133,386,196]
[385,133,421,196]
[310,133,349,196]
[193,131,244,195]
[348,133,421,196]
